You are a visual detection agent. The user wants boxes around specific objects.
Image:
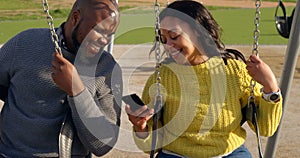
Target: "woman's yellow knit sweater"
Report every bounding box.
[133,57,282,158]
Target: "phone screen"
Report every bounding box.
[122,93,145,111]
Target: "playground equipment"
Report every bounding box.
[265,0,300,157]
[41,0,300,157]
[275,0,295,38]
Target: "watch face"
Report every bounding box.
[270,93,280,101]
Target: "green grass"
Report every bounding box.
[0,0,41,10]
[0,2,297,45]
[0,0,72,20]
[0,19,66,44]
[213,7,293,45]
[0,9,70,21]
[114,6,296,45]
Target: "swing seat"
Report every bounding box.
[275,1,295,39]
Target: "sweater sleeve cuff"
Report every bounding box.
[67,88,118,144]
[132,125,153,152]
[67,88,104,118]
[258,95,283,136]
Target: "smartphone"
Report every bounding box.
[122,93,145,111]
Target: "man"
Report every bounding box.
[0,0,122,157]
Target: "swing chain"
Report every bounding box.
[249,1,263,158]
[149,1,163,158]
[252,0,261,56]
[154,2,162,64]
[150,0,163,103]
[249,0,262,100]
[42,0,62,55]
[153,0,163,116]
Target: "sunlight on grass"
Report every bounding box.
[0,1,296,45]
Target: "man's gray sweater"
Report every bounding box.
[0,27,122,157]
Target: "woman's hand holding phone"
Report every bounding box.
[123,94,154,138]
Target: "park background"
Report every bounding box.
[0,0,299,157]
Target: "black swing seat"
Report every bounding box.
[275,0,295,39]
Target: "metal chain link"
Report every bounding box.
[249,1,263,158]
[154,1,162,97]
[149,0,163,110]
[42,0,62,55]
[149,1,163,158]
[249,0,262,101]
[42,1,70,157]
[252,0,261,56]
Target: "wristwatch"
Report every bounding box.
[262,90,281,103]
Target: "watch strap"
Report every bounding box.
[262,89,281,102]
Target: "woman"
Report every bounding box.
[125,1,282,157]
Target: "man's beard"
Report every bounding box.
[72,26,81,55]
[71,23,104,66]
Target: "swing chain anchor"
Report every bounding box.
[42,0,62,55]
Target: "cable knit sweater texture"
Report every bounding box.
[133,57,282,158]
[0,27,123,157]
